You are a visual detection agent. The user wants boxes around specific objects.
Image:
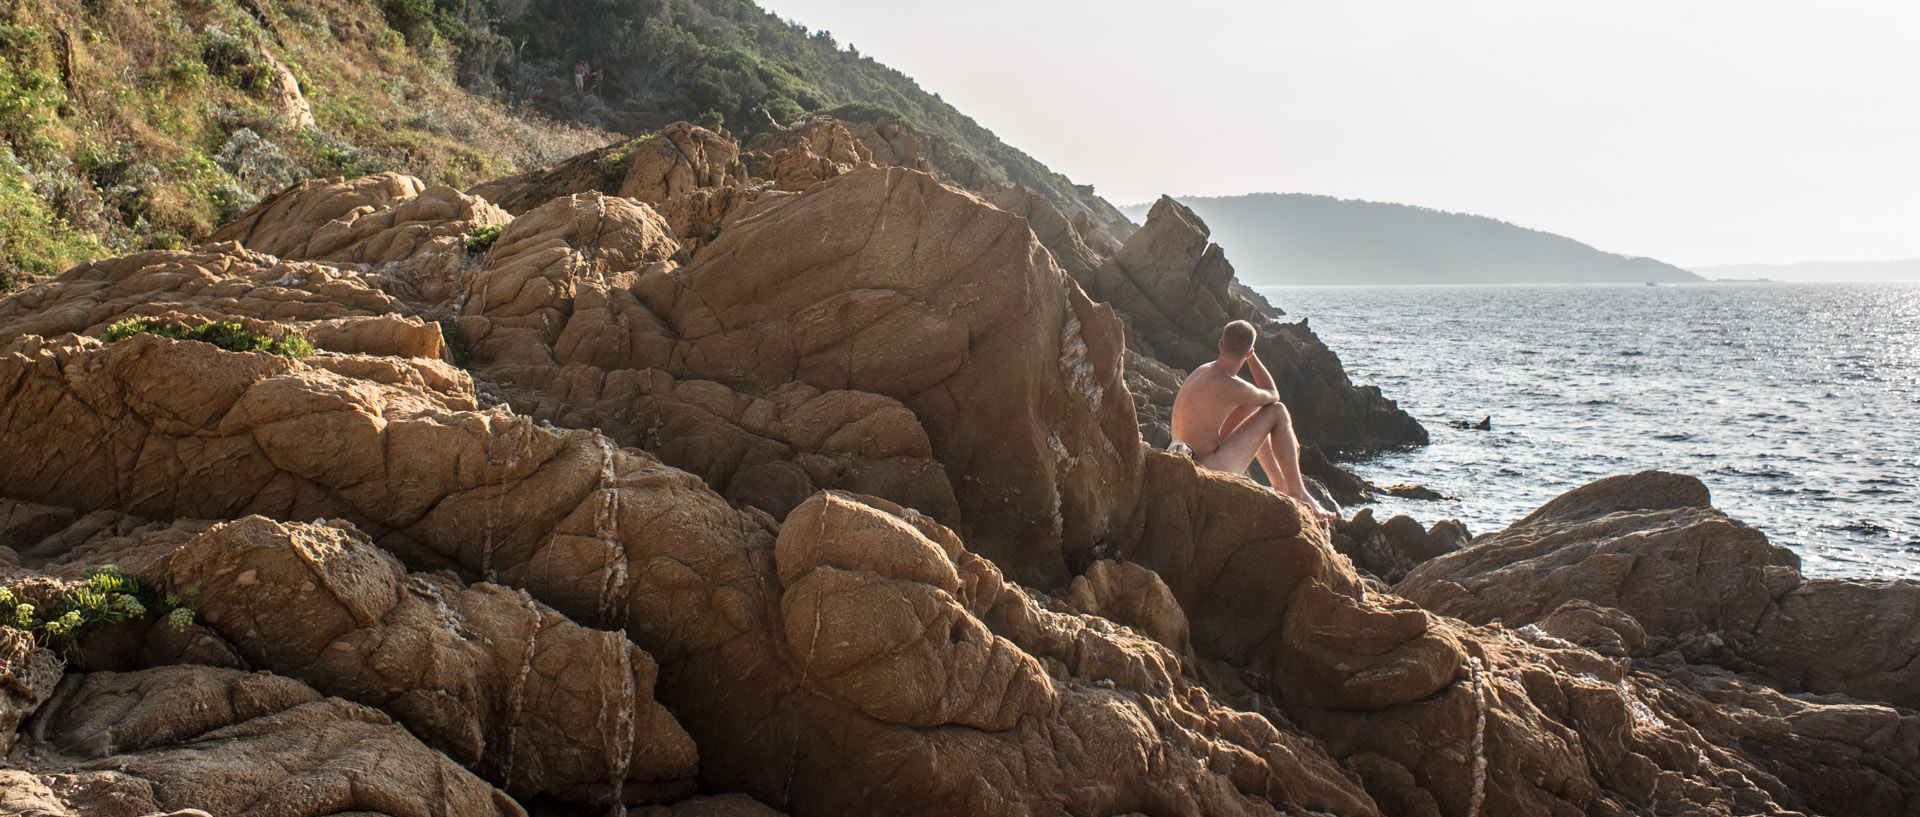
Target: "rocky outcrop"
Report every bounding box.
[1334,508,1470,583]
[742,116,873,191]
[0,331,1371,815]
[210,173,506,302]
[6,666,524,817]
[4,151,1913,817]
[1397,471,1920,711]
[469,123,761,253]
[1100,197,1426,452]
[840,116,928,172]
[151,515,698,804]
[635,167,1142,587]
[987,184,1103,284]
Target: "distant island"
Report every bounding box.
[1692,259,1920,283]
[1118,193,1704,286]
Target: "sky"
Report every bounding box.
[762,0,1920,269]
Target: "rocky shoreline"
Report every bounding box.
[1,118,1914,817]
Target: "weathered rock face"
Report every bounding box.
[448,190,960,524]
[6,665,525,817]
[210,172,506,303]
[3,149,1913,817]
[1397,471,1920,711]
[986,185,1103,284]
[742,116,874,192]
[635,167,1144,587]
[468,123,762,253]
[1100,197,1427,452]
[1,626,61,755]
[840,116,928,172]
[0,242,454,361]
[1334,508,1470,584]
[152,515,698,804]
[0,332,1377,816]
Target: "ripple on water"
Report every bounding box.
[1267,282,1920,579]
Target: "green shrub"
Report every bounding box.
[2,565,197,649]
[437,318,469,367]
[103,317,315,358]
[463,222,503,252]
[0,586,35,630]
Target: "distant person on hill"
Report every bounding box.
[573,60,588,94]
[1170,320,1338,520]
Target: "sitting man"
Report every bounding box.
[1170,320,1338,520]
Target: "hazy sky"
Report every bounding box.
[764,0,1919,268]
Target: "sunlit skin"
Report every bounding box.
[1170,329,1338,520]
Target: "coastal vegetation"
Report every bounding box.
[103,317,314,358]
[0,0,607,290]
[0,565,195,648]
[0,0,1116,294]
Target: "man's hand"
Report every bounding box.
[1243,352,1282,406]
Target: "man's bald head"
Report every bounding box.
[1221,320,1256,359]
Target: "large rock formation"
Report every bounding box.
[632,167,1142,587]
[2,145,1912,817]
[6,665,525,817]
[1397,471,1920,711]
[1100,197,1427,452]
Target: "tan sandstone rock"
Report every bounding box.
[150,515,698,804]
[11,666,524,817]
[635,166,1143,587]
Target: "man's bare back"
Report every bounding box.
[1170,321,1337,520]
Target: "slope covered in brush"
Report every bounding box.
[419,0,1130,237]
[0,0,607,290]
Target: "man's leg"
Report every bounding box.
[1257,403,1336,519]
[1199,405,1282,476]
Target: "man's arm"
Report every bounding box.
[1236,354,1281,405]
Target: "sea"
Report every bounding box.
[1259,281,1920,580]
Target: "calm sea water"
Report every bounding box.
[1261,282,1920,579]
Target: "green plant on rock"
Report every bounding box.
[437,317,470,367]
[26,565,197,649]
[464,222,503,252]
[0,586,37,631]
[103,317,315,359]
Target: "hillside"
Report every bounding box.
[0,0,1131,294]
[1693,258,1920,282]
[447,0,1131,239]
[0,0,611,291]
[1120,193,1703,286]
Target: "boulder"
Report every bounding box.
[636,166,1143,587]
[1334,508,1469,583]
[0,626,62,755]
[151,516,698,804]
[1396,471,1920,710]
[742,116,873,192]
[987,185,1104,285]
[210,173,506,302]
[10,666,524,817]
[617,123,748,205]
[453,191,958,523]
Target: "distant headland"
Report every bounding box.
[1120,193,1704,286]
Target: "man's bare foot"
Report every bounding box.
[1276,488,1340,521]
